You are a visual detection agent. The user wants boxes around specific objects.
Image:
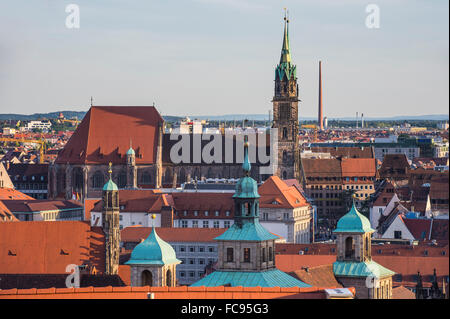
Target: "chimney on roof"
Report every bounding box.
[302,266,309,273]
[318,61,323,131]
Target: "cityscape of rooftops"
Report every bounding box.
[0,0,448,310]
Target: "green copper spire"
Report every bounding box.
[275,10,296,81]
[280,12,291,64]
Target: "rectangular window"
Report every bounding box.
[213,221,220,228]
[180,271,185,277]
[180,246,186,252]
[208,246,215,253]
[203,220,209,228]
[189,246,195,253]
[199,246,205,253]
[189,259,195,265]
[243,248,251,263]
[181,220,188,228]
[224,221,231,228]
[262,247,266,262]
[199,258,205,265]
[394,231,402,239]
[189,271,195,278]
[226,247,234,262]
[192,220,198,228]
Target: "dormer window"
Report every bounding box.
[271,201,278,205]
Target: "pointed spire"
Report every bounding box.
[242,135,251,175]
[280,9,291,64]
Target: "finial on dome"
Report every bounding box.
[242,135,251,175]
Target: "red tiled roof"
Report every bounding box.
[0,188,34,200]
[259,176,310,209]
[0,221,105,274]
[0,285,336,299]
[402,219,432,240]
[84,198,101,220]
[289,264,342,288]
[341,158,376,177]
[171,192,235,218]
[275,255,336,272]
[121,227,226,243]
[0,201,18,221]
[392,286,415,299]
[55,106,163,165]
[1,199,83,213]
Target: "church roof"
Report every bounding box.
[333,260,395,279]
[125,227,180,266]
[275,16,296,81]
[214,221,279,241]
[56,106,163,165]
[126,147,135,156]
[333,203,374,234]
[190,268,311,288]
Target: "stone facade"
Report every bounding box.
[130,263,177,287]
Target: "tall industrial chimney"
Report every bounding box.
[318,61,323,130]
[356,112,358,129]
[361,113,364,129]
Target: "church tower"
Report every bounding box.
[333,201,395,299]
[126,146,137,189]
[190,136,310,288]
[102,162,120,275]
[272,11,299,180]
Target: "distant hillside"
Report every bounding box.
[0,111,183,123]
[190,114,449,121]
[1,111,447,122]
[0,111,87,121]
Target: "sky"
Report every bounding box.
[0,0,448,119]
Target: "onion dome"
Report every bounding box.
[125,227,181,265]
[333,202,374,234]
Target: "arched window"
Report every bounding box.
[282,150,288,163]
[92,171,104,189]
[178,168,186,183]
[345,237,354,259]
[282,171,287,179]
[269,246,273,261]
[262,247,266,262]
[166,269,172,287]
[118,172,127,188]
[141,270,152,286]
[282,127,288,139]
[164,169,172,184]
[141,171,151,184]
[243,248,251,263]
[226,247,234,262]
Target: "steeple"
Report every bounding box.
[275,10,296,81]
[280,10,291,64]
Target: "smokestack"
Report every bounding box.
[318,61,323,131]
[361,113,364,129]
[356,112,358,129]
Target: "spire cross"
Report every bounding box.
[108,162,112,179]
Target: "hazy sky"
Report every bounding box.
[0,0,448,118]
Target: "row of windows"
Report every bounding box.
[15,183,47,190]
[180,220,231,228]
[178,210,231,217]
[226,246,274,263]
[176,245,216,253]
[179,271,205,279]
[13,175,46,181]
[308,177,374,183]
[179,257,216,265]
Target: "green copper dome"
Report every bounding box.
[234,177,260,199]
[125,228,181,265]
[103,179,118,191]
[234,136,260,199]
[333,203,374,234]
[126,147,135,156]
